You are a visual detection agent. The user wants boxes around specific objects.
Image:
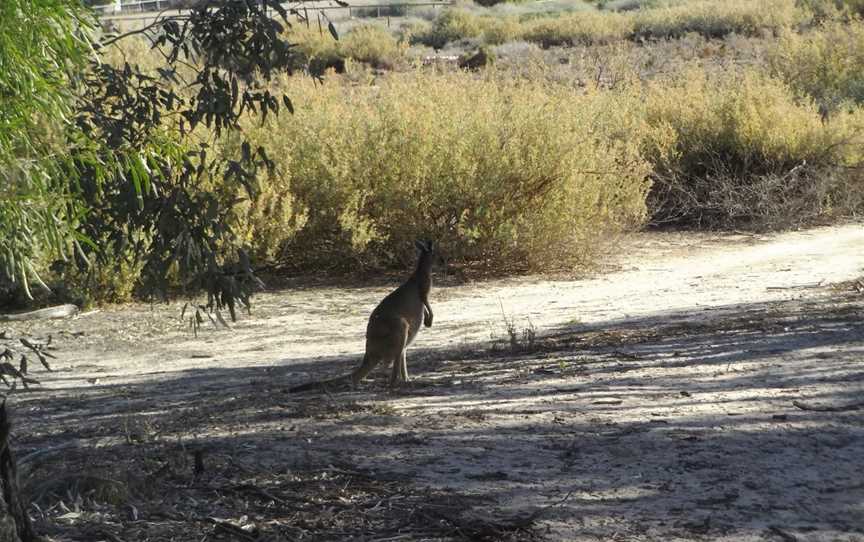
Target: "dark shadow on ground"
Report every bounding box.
[8,292,864,541]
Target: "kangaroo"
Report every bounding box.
[290,240,437,393]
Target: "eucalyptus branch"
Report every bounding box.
[99,11,190,48]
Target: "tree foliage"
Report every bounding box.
[1,0,313,309]
[0,0,96,299]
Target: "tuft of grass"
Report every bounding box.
[500,308,538,353]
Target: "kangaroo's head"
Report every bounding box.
[414,239,434,254]
[413,240,442,280]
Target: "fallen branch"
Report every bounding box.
[0,304,79,322]
[766,280,824,291]
[792,400,864,412]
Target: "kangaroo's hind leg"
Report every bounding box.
[389,320,411,387]
[398,347,409,383]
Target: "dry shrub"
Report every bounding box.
[285,24,405,73]
[632,0,807,40]
[396,19,433,45]
[643,68,864,228]
[412,9,485,48]
[285,25,343,74]
[412,0,807,50]
[480,16,522,45]
[227,163,308,263]
[342,24,407,69]
[799,0,864,20]
[100,35,164,74]
[235,72,652,271]
[520,10,634,47]
[598,0,682,11]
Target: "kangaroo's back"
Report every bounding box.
[367,242,434,348]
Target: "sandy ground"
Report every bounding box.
[2,224,863,541]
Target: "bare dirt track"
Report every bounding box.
[3,224,864,541]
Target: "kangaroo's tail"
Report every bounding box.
[289,354,373,394]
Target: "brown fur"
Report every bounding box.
[290,240,436,393]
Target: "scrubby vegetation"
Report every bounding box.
[404,0,812,50]
[643,68,864,228]
[631,0,806,40]
[236,72,652,271]
[7,0,864,301]
[519,10,633,46]
[768,19,864,108]
[0,0,95,298]
[288,23,407,73]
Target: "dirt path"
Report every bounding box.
[4,224,864,541]
[16,224,864,387]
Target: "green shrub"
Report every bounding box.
[769,20,864,108]
[633,0,807,40]
[236,72,652,271]
[642,68,864,227]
